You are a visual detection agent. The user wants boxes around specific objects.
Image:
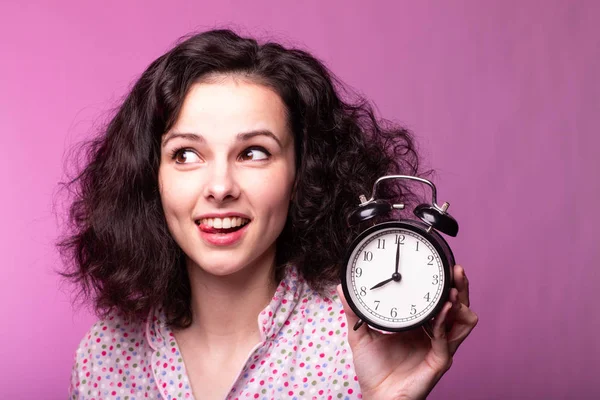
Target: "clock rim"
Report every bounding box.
[341,220,455,332]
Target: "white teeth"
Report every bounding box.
[222,217,231,229]
[199,217,250,228]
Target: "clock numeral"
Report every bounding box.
[432,275,439,285]
[390,308,398,318]
[427,255,434,265]
[424,292,430,302]
[374,300,380,311]
[377,239,385,249]
[363,251,373,262]
[410,304,417,315]
[360,286,367,296]
[395,235,405,245]
[416,241,419,251]
[355,267,363,277]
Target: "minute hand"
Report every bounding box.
[395,239,401,274]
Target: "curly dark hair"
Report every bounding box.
[58,29,422,329]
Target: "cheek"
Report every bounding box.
[245,168,295,215]
[159,170,202,218]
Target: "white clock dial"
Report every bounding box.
[345,227,445,329]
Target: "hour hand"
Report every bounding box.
[370,277,394,290]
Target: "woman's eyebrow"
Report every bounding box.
[162,129,284,148]
[161,132,204,147]
[237,130,283,148]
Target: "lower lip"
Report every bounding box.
[198,223,250,246]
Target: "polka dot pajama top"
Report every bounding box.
[69,268,363,399]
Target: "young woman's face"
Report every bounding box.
[158,76,296,277]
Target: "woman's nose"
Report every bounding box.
[203,161,240,203]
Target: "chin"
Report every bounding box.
[187,253,264,278]
[200,264,246,277]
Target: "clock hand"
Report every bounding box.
[371,241,404,290]
[370,277,394,290]
[395,239,400,274]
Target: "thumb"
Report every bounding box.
[336,284,372,345]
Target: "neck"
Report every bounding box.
[182,251,278,347]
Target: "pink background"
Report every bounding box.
[1,0,598,398]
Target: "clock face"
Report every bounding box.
[344,223,448,330]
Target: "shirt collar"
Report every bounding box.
[257,266,305,340]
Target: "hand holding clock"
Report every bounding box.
[337,264,478,400]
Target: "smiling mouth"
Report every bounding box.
[195,217,251,233]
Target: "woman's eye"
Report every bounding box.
[239,147,270,161]
[173,149,200,164]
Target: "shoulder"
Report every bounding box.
[73,312,149,362]
[69,312,151,398]
[300,283,349,333]
[277,270,349,340]
[300,283,344,314]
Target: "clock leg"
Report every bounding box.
[353,319,365,331]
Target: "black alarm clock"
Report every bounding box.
[341,175,458,336]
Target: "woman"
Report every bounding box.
[62,29,478,400]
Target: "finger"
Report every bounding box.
[453,265,470,307]
[447,304,479,355]
[433,301,452,339]
[444,288,459,331]
[448,287,459,305]
[428,301,453,370]
[336,285,373,346]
